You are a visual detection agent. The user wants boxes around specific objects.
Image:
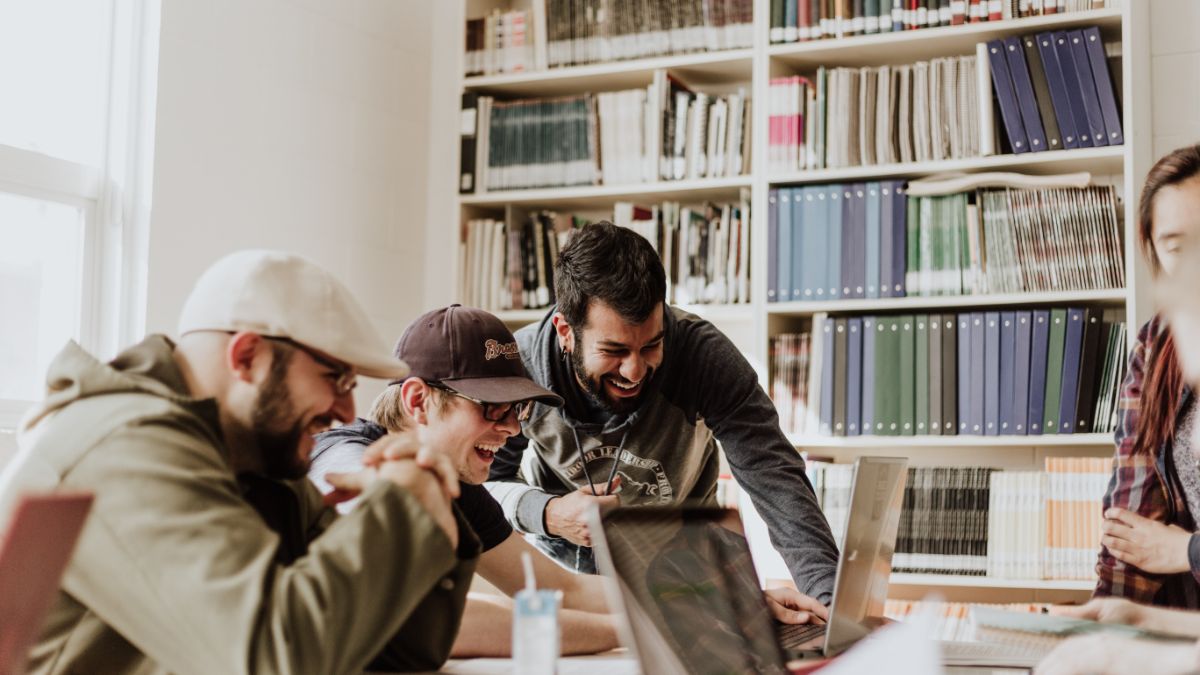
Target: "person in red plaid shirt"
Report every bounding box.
[1095,144,1200,609]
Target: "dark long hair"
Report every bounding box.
[1133,144,1200,456]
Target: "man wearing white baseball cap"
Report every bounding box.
[0,250,478,675]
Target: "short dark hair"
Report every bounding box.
[554,221,666,328]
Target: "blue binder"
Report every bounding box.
[957,313,971,434]
[1057,307,1086,434]
[1035,31,1081,149]
[826,187,843,300]
[791,187,805,301]
[985,312,1001,435]
[799,188,821,300]
[1066,29,1109,148]
[1003,36,1048,152]
[986,39,1030,154]
[1027,310,1051,434]
[1012,311,1033,434]
[866,183,881,299]
[1083,27,1123,146]
[848,184,867,299]
[848,317,863,435]
[767,189,779,302]
[999,311,1016,434]
[777,188,794,302]
[970,312,986,435]
[1053,30,1099,147]
[841,186,857,299]
[879,182,894,298]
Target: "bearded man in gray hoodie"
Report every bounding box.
[484,222,840,615]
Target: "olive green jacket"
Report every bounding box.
[0,336,478,674]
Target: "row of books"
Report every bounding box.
[987,460,1109,580]
[766,182,1122,303]
[770,0,1107,43]
[464,9,533,77]
[770,308,1128,438]
[460,214,568,312]
[983,27,1123,154]
[459,79,751,193]
[768,56,981,174]
[809,460,1106,579]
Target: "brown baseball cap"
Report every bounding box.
[394,305,563,406]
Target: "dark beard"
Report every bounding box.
[569,340,648,416]
[251,347,308,480]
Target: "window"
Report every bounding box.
[0,1,160,425]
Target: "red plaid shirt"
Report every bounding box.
[1094,316,1200,607]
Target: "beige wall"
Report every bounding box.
[1149,0,1200,159]
[145,0,436,411]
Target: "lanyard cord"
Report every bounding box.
[572,425,630,496]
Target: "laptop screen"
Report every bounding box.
[596,507,789,675]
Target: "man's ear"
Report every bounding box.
[400,377,431,424]
[226,332,266,384]
[552,312,575,353]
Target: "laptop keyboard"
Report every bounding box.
[777,622,826,649]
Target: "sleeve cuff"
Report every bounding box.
[516,489,557,537]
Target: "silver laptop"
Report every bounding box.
[589,456,908,674]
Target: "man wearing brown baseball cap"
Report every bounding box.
[311,304,622,657]
[0,250,477,674]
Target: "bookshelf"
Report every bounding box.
[445,0,1151,602]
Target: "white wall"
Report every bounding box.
[146,0,435,410]
[1149,0,1200,159]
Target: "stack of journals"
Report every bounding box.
[459,74,751,194]
[464,9,533,77]
[766,183,1122,303]
[770,308,1127,437]
[983,27,1123,154]
[770,0,1107,43]
[807,460,1107,580]
[767,57,979,173]
[545,0,753,68]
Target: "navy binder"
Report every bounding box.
[1003,36,1049,152]
[1083,27,1123,146]
[862,316,877,435]
[1066,29,1109,148]
[999,311,1016,434]
[1054,30,1099,147]
[866,183,882,299]
[986,39,1030,154]
[1057,307,1086,434]
[1035,31,1081,149]
[957,313,971,434]
[820,316,836,434]
[1012,311,1033,434]
[969,312,986,434]
[777,188,794,302]
[1027,310,1051,434]
[984,312,1000,435]
[848,317,864,435]
[767,189,779,302]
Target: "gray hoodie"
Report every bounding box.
[485,307,838,602]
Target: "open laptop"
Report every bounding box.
[589,456,908,674]
[0,492,93,675]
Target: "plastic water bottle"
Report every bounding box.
[512,551,561,674]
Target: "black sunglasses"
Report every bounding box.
[427,382,534,423]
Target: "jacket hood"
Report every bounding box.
[21,335,216,434]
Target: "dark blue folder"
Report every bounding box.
[971,312,986,435]
[1054,30,1099,147]
[800,188,822,300]
[986,39,1030,154]
[999,311,1016,434]
[1057,307,1086,434]
[1066,29,1109,148]
[791,187,805,302]
[848,317,864,435]
[862,316,877,435]
[957,313,971,434]
[1003,36,1048,152]
[826,187,843,300]
[767,189,779,302]
[1027,310,1051,434]
[1035,31,1081,149]
[1012,311,1033,434]
[777,188,794,302]
[880,183,894,299]
[1083,27,1123,146]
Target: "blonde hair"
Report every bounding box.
[369,381,446,432]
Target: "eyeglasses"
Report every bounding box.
[427,382,534,423]
[264,336,358,396]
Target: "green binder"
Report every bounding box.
[1043,308,1068,435]
[899,314,916,436]
[916,315,930,435]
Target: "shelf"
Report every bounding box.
[768,288,1128,316]
[787,433,1113,447]
[769,146,1125,186]
[460,176,752,209]
[495,309,548,324]
[464,48,753,97]
[890,573,1095,590]
[770,8,1122,70]
[677,303,754,322]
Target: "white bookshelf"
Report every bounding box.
[446,0,1150,600]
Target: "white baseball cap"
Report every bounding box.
[178,250,408,379]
